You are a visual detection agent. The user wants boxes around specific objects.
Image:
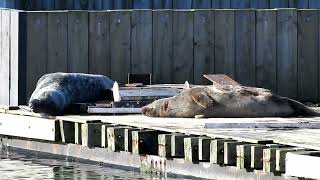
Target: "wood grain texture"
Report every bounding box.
[193,10,214,85]
[192,0,212,9]
[152,10,173,84]
[131,10,152,74]
[110,10,131,83]
[235,10,255,86]
[297,10,318,101]
[48,11,68,73]
[0,10,10,105]
[89,11,110,76]
[277,9,298,99]
[256,10,277,92]
[214,10,235,79]
[172,10,194,83]
[68,11,88,73]
[26,12,48,101]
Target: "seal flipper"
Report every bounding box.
[279,96,320,117]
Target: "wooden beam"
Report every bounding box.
[81,123,104,147]
[224,141,242,165]
[171,134,188,157]
[158,134,172,158]
[210,139,235,165]
[106,126,131,151]
[132,130,163,155]
[236,144,252,169]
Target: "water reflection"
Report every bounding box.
[0,147,186,180]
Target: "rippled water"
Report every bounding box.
[0,147,187,180]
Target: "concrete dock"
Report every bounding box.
[1,106,320,179]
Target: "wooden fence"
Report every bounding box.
[0,8,319,105]
[2,0,320,10]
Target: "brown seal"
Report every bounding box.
[141,85,319,118]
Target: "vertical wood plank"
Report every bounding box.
[192,0,212,9]
[235,10,255,86]
[114,0,131,9]
[277,9,298,99]
[74,0,89,10]
[296,0,309,8]
[26,12,48,101]
[270,0,289,8]
[47,11,68,73]
[152,10,173,84]
[133,0,153,9]
[212,0,221,8]
[102,0,113,9]
[110,10,131,83]
[153,0,172,9]
[309,0,320,8]
[250,0,269,8]
[297,10,318,101]
[68,11,88,73]
[256,10,277,92]
[89,11,110,76]
[173,0,192,9]
[172,10,194,83]
[131,10,152,74]
[10,10,27,105]
[221,0,231,8]
[65,0,75,9]
[0,10,10,105]
[42,0,55,10]
[231,0,250,9]
[193,10,214,85]
[214,10,235,79]
[54,0,66,10]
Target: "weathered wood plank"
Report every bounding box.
[214,10,235,79]
[106,126,130,151]
[172,10,194,83]
[68,11,88,73]
[192,0,212,9]
[184,137,199,163]
[210,139,235,164]
[54,0,66,10]
[309,0,320,8]
[74,0,89,10]
[171,134,188,157]
[298,10,318,102]
[152,10,173,84]
[59,120,75,143]
[88,11,110,76]
[0,10,10,106]
[173,0,192,9]
[110,10,131,83]
[101,0,113,9]
[158,134,171,157]
[270,0,289,8]
[235,10,255,86]
[251,144,267,169]
[26,12,48,102]
[81,123,104,147]
[231,0,250,9]
[256,10,277,92]
[153,0,172,9]
[42,0,55,10]
[132,130,162,155]
[250,0,269,8]
[224,141,242,165]
[0,114,58,141]
[10,10,27,106]
[131,10,152,74]
[277,9,297,99]
[296,0,309,8]
[193,10,214,85]
[133,0,153,9]
[47,11,68,73]
[114,0,132,9]
[198,137,213,162]
[124,127,140,152]
[236,144,252,169]
[220,0,231,8]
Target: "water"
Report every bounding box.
[0,147,188,180]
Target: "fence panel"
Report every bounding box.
[193,10,214,84]
[88,11,110,76]
[297,10,318,101]
[110,10,131,83]
[256,10,277,92]
[131,10,153,74]
[48,11,68,73]
[172,10,194,83]
[270,0,289,8]
[277,9,298,99]
[152,10,173,83]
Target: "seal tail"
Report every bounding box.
[283,97,320,117]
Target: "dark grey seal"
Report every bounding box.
[141,85,319,118]
[29,72,114,115]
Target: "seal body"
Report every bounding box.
[29,72,114,115]
[141,85,319,118]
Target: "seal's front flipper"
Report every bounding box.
[191,90,216,109]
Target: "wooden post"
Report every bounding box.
[106,126,131,151]
[184,137,199,163]
[171,133,188,157]
[59,120,75,143]
[251,144,267,169]
[132,130,163,155]
[224,141,242,165]
[198,137,214,162]
[81,123,104,147]
[158,134,172,158]
[101,123,117,148]
[236,144,251,169]
[210,139,235,165]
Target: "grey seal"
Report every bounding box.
[141,85,319,118]
[29,72,114,115]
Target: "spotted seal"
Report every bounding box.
[141,85,319,118]
[29,72,114,115]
